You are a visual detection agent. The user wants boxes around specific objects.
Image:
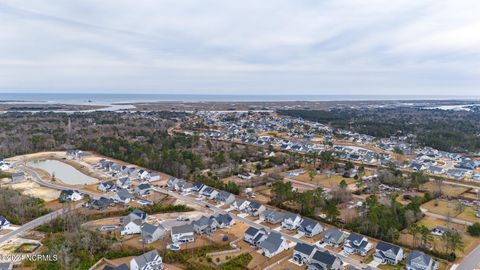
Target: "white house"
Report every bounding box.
[171,224,195,244]
[201,187,219,200]
[259,232,289,258]
[98,181,116,192]
[292,243,317,265]
[297,219,323,237]
[0,161,10,171]
[116,177,132,189]
[344,233,372,256]
[147,172,161,182]
[373,241,404,265]
[59,190,83,202]
[231,198,250,211]
[282,213,303,230]
[130,249,163,270]
[0,216,10,230]
[120,216,142,236]
[114,188,134,204]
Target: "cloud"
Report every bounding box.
[0,0,479,95]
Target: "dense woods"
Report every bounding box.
[0,187,50,224]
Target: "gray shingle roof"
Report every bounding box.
[259,232,284,253]
[171,224,194,235]
[133,249,160,269]
[294,243,316,255]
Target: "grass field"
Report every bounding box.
[293,173,356,189]
[421,182,469,197]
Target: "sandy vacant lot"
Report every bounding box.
[5,180,60,202]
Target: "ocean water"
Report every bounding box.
[0,92,479,104]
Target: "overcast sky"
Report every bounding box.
[1,0,479,95]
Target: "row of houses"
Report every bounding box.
[170,213,235,245]
[96,159,161,182]
[118,209,166,245]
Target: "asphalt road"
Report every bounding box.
[153,187,375,270]
[0,164,109,246]
[0,204,82,245]
[18,165,108,199]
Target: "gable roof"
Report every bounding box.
[407,250,433,267]
[311,250,338,266]
[132,250,161,269]
[294,243,316,255]
[376,241,401,256]
[171,224,194,235]
[215,213,233,225]
[245,226,260,237]
[142,223,164,235]
[259,232,284,253]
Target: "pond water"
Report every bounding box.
[27,159,98,185]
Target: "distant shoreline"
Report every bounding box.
[1,93,480,104]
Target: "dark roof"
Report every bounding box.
[376,241,401,255]
[294,243,316,255]
[311,250,338,266]
[245,226,260,237]
[259,232,284,253]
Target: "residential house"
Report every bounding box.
[321,229,346,248]
[89,197,114,210]
[0,161,10,171]
[244,226,268,246]
[282,213,303,230]
[192,216,218,234]
[373,241,404,265]
[447,169,466,180]
[59,190,83,202]
[201,187,219,200]
[297,219,323,237]
[135,183,152,196]
[180,182,193,193]
[128,209,148,222]
[192,182,206,194]
[214,213,234,228]
[406,250,438,270]
[120,215,142,236]
[231,198,250,211]
[130,249,163,270]
[308,250,343,270]
[147,172,161,182]
[98,181,116,192]
[166,177,179,190]
[246,202,265,216]
[292,243,316,265]
[174,179,187,191]
[261,209,285,224]
[171,224,195,244]
[215,191,235,205]
[114,188,134,204]
[116,177,132,189]
[428,166,445,175]
[141,224,165,244]
[0,216,10,230]
[259,232,289,258]
[344,233,372,256]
